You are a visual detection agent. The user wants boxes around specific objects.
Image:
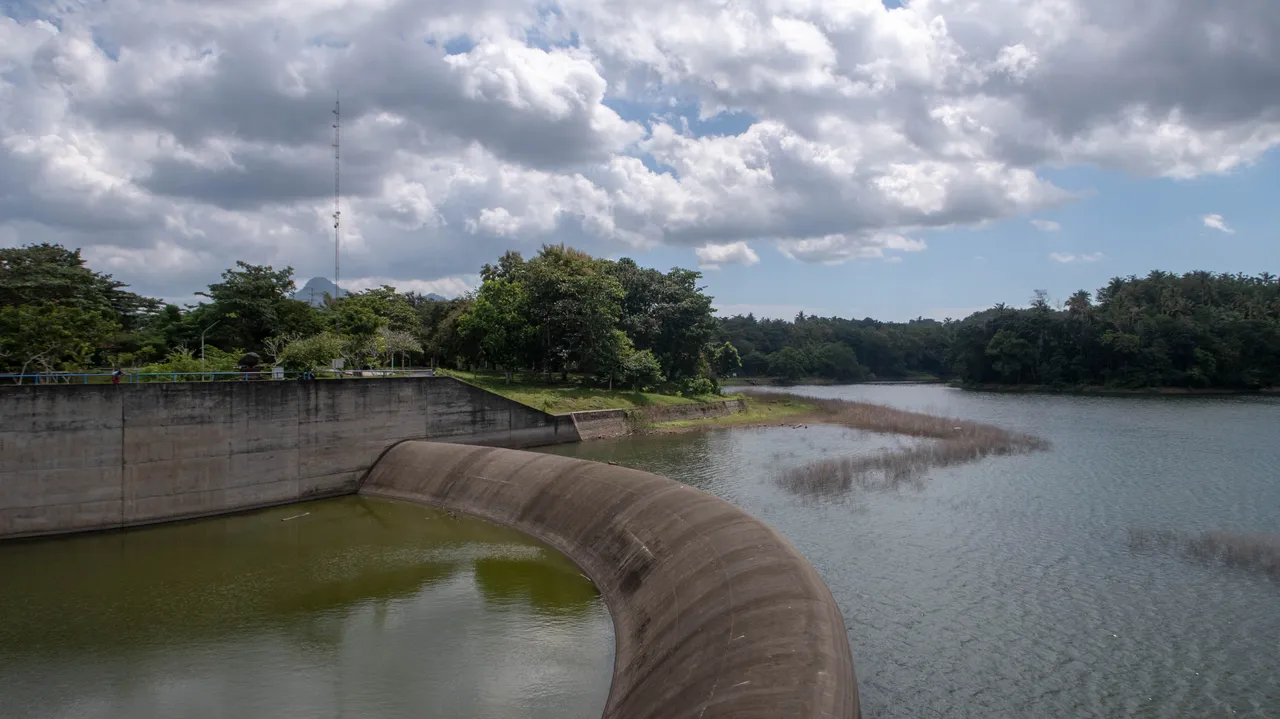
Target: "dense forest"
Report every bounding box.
[1,242,1276,391]
[718,272,1280,389]
[717,314,951,382]
[950,273,1280,389]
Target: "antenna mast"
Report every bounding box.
[332,92,341,296]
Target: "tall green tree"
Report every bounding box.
[768,346,807,382]
[195,262,319,353]
[0,244,158,325]
[711,341,743,378]
[609,259,717,380]
[457,278,535,380]
[0,244,153,374]
[524,245,625,379]
[341,286,418,333]
[0,302,119,375]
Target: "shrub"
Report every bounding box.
[277,332,346,371]
[622,348,665,390]
[678,376,718,397]
[139,347,240,375]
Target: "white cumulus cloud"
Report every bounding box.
[1202,213,1235,234]
[695,241,760,270]
[342,275,480,298]
[1,0,1278,299]
[1031,219,1062,231]
[1049,251,1103,263]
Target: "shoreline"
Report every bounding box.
[640,395,820,435]
[957,383,1280,397]
[722,377,944,388]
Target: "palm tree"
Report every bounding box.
[1066,290,1092,316]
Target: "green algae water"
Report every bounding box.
[542,385,1280,718]
[0,497,614,719]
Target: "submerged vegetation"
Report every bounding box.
[1128,529,1280,580]
[762,394,1048,497]
[646,390,1048,496]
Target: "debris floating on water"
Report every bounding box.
[280,512,310,522]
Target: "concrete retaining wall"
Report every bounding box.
[0,378,577,538]
[570,399,747,440]
[569,408,632,440]
[361,441,859,719]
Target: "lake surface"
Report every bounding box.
[542,384,1280,718]
[0,497,614,719]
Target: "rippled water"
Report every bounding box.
[0,497,614,719]
[541,385,1280,718]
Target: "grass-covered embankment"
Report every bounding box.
[647,394,817,430]
[444,370,732,414]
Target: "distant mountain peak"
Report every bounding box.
[293,277,347,306]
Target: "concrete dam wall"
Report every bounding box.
[0,377,576,538]
[362,441,860,719]
[3,380,861,717]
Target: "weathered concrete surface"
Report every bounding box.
[361,441,859,719]
[0,378,577,538]
[570,398,747,440]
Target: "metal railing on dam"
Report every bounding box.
[0,369,432,385]
[361,441,861,719]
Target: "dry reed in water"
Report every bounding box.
[1128,528,1280,579]
[769,394,1049,497]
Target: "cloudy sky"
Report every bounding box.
[2,0,1278,320]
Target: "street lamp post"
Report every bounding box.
[201,320,221,378]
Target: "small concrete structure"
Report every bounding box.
[362,441,859,719]
[0,377,576,538]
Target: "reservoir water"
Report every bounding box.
[5,385,1278,719]
[0,497,614,719]
[542,384,1280,718]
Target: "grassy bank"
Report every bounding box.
[444,370,730,414]
[647,394,816,430]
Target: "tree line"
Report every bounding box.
[718,271,1279,389]
[1,242,1275,390]
[0,243,739,394]
[952,272,1280,389]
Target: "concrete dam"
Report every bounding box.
[0,377,860,718]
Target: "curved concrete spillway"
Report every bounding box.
[361,441,860,719]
